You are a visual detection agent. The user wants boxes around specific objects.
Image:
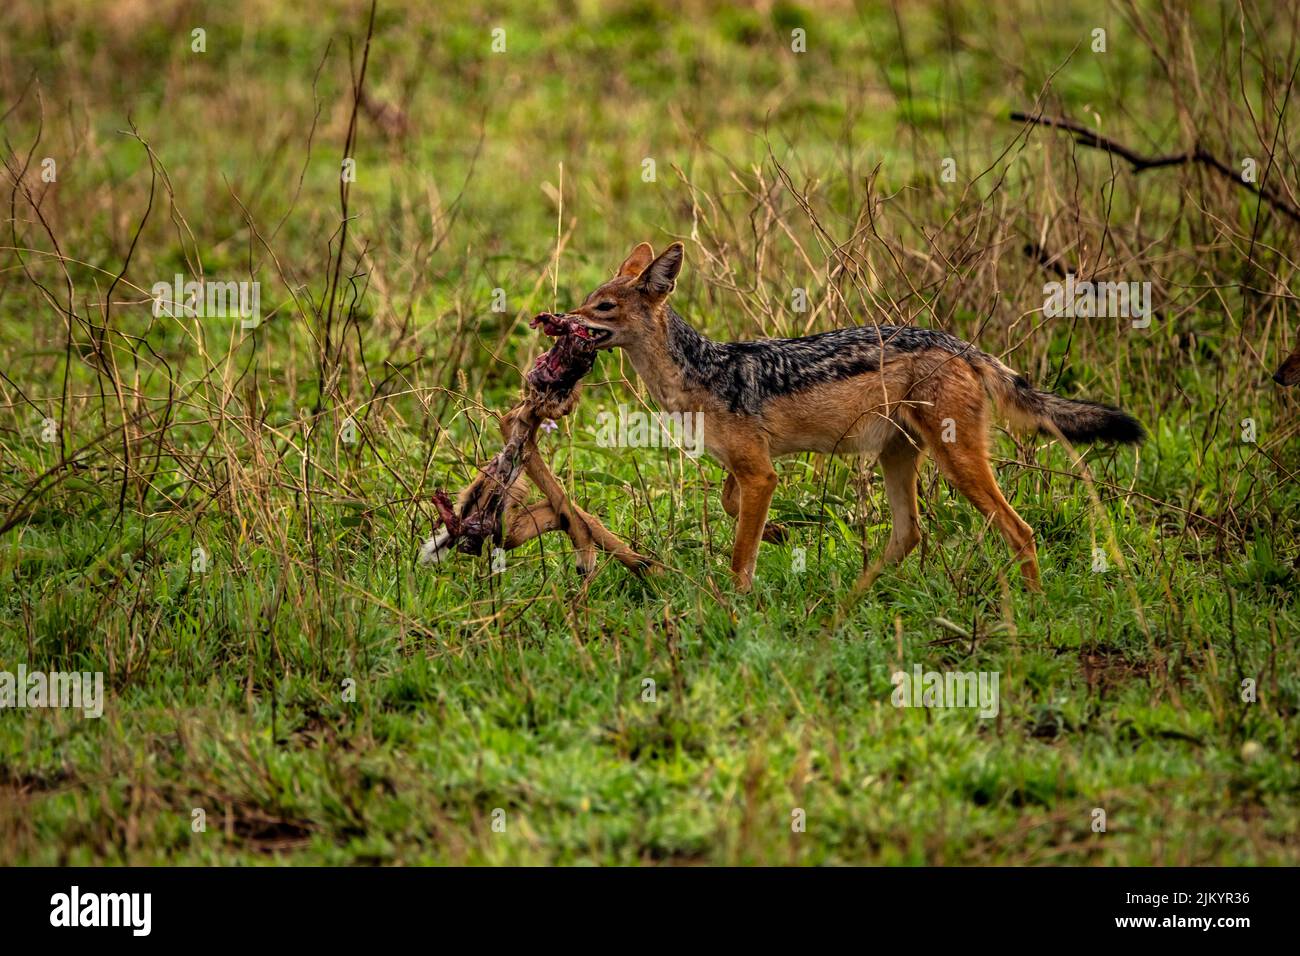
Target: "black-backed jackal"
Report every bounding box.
[534,242,1143,592]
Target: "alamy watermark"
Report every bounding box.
[152,274,261,329]
[891,665,999,718]
[50,886,150,935]
[594,404,704,458]
[0,666,104,718]
[1043,274,1151,329]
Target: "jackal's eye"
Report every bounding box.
[594,301,617,312]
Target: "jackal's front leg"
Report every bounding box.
[728,462,778,592]
[722,473,789,543]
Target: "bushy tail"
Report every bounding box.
[976,358,1144,445]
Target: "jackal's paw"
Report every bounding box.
[761,522,789,544]
[732,570,754,593]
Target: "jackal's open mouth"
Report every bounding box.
[531,312,611,344]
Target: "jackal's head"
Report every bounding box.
[565,241,684,352]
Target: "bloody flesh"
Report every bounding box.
[526,312,600,393]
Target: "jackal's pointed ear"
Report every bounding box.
[637,242,684,298]
[617,242,655,278]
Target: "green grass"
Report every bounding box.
[1,0,1298,864]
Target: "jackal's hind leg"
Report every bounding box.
[929,440,1040,591]
[879,438,924,564]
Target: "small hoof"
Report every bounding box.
[628,555,661,576]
